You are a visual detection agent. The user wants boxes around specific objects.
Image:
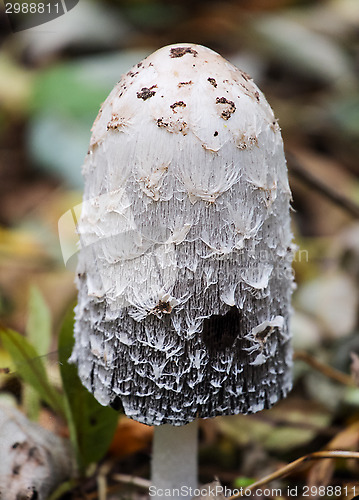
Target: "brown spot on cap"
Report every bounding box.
[170,101,186,111]
[208,77,217,88]
[178,81,193,87]
[152,300,172,315]
[240,70,252,81]
[255,325,273,343]
[216,97,236,120]
[170,47,198,58]
[12,465,20,475]
[137,86,157,100]
[157,118,168,128]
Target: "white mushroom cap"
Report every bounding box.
[71,43,294,426]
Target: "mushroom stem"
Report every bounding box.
[151,420,198,499]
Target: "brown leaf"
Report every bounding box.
[308,421,359,490]
[307,459,335,490]
[108,416,153,459]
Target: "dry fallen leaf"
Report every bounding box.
[307,420,359,489]
[108,416,153,459]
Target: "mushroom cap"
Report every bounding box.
[71,43,294,426]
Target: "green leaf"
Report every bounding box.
[233,477,256,489]
[0,328,65,419]
[47,479,78,500]
[26,285,51,355]
[59,306,118,471]
[24,286,52,420]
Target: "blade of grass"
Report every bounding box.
[25,285,52,420]
[0,328,65,419]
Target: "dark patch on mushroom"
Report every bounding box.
[12,465,20,475]
[214,131,218,137]
[207,77,217,88]
[240,70,252,81]
[137,86,157,100]
[170,101,186,111]
[201,306,241,352]
[170,47,198,58]
[178,80,193,87]
[216,97,236,120]
[28,446,43,465]
[254,91,260,102]
[255,324,280,345]
[110,395,124,412]
[255,326,272,343]
[127,70,139,78]
[179,122,188,135]
[90,365,95,392]
[157,118,169,128]
[264,391,271,410]
[137,62,143,68]
[12,442,19,449]
[30,490,39,500]
[152,300,172,315]
[216,97,234,105]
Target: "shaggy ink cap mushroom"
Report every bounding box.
[71,43,294,427]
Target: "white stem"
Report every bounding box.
[151,420,198,499]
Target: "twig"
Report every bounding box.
[112,473,151,490]
[287,152,359,219]
[228,451,359,499]
[97,462,112,500]
[294,350,355,387]
[86,476,150,500]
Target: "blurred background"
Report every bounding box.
[0,0,359,497]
